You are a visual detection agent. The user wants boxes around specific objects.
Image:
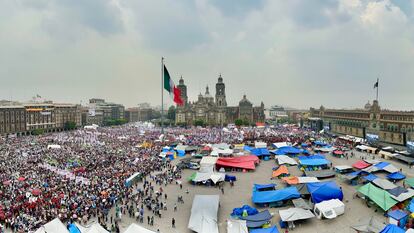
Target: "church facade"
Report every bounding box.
[175,75,265,126]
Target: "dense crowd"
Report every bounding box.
[0,123,323,232]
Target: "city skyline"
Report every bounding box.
[1,0,414,110]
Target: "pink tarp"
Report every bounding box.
[352,160,371,169]
[216,155,259,170]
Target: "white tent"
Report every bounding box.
[35,218,69,233]
[123,223,156,233]
[255,141,267,148]
[276,155,298,165]
[273,142,290,148]
[75,223,89,233]
[86,223,109,233]
[227,219,248,233]
[188,195,220,233]
[200,156,218,167]
[279,208,315,222]
[297,177,319,183]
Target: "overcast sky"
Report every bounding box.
[1,0,413,110]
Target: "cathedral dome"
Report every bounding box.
[239,95,252,105]
[364,101,371,110]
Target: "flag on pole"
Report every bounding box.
[373,80,378,89]
[163,65,184,106]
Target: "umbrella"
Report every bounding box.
[18,177,25,182]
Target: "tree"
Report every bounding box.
[194,119,205,127]
[234,119,243,126]
[32,128,44,135]
[64,121,77,130]
[167,106,176,121]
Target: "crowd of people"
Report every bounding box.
[0,123,324,232]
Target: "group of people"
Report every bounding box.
[0,122,326,232]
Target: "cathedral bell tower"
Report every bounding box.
[177,76,188,106]
[215,74,227,107]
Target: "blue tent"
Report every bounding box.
[240,210,273,228]
[276,146,302,155]
[387,172,406,181]
[299,159,330,166]
[244,145,254,152]
[252,187,300,204]
[231,205,258,217]
[314,141,327,146]
[388,210,407,221]
[363,173,378,182]
[225,174,237,182]
[298,155,325,160]
[307,181,343,203]
[68,224,81,233]
[250,226,279,233]
[408,199,414,212]
[252,148,271,157]
[254,184,276,191]
[375,162,390,170]
[301,143,309,147]
[176,150,186,157]
[379,224,405,233]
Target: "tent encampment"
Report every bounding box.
[306,181,343,203]
[35,218,69,233]
[279,208,315,222]
[188,195,220,233]
[216,156,259,170]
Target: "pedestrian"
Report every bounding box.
[172,218,175,228]
[174,203,177,212]
[221,187,224,194]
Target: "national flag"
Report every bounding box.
[373,80,378,89]
[163,65,184,106]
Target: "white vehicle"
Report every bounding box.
[313,199,345,219]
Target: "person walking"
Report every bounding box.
[172,218,175,228]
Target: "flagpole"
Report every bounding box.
[161,57,164,135]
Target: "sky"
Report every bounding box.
[1,0,414,110]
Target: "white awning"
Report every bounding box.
[297,177,319,183]
[276,155,298,165]
[227,219,248,233]
[123,223,156,233]
[188,195,220,233]
[279,208,315,222]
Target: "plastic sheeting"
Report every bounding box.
[249,226,279,233]
[240,210,272,228]
[123,224,156,233]
[275,155,298,165]
[188,195,220,233]
[351,216,385,233]
[216,156,259,170]
[227,219,248,233]
[307,181,343,203]
[358,183,398,211]
[252,187,300,204]
[379,224,405,233]
[279,208,315,222]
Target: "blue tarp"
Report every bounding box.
[254,184,276,191]
[240,210,273,228]
[302,149,310,154]
[252,187,300,204]
[299,159,330,166]
[225,174,237,182]
[301,143,309,147]
[298,155,325,160]
[363,174,378,182]
[250,226,279,233]
[276,146,302,155]
[176,150,186,156]
[231,205,258,217]
[375,162,391,170]
[379,224,405,233]
[389,186,408,197]
[244,145,254,152]
[314,141,327,146]
[387,172,406,180]
[388,210,407,220]
[307,181,344,203]
[252,148,271,157]
[408,199,414,212]
[68,224,81,233]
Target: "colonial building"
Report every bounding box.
[125,107,155,122]
[0,106,26,136]
[310,100,414,146]
[87,99,125,125]
[175,75,265,126]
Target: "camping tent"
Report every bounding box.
[306,181,343,203]
[351,216,386,233]
[358,183,398,211]
[240,210,272,228]
[123,223,156,233]
[249,226,279,233]
[227,219,248,233]
[252,187,300,204]
[279,208,315,222]
[188,195,220,233]
[379,224,405,233]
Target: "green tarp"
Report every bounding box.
[188,172,196,181]
[358,183,398,211]
[405,178,414,188]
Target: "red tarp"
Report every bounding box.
[333,150,344,155]
[216,155,259,170]
[352,160,371,169]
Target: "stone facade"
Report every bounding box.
[310,100,414,145]
[176,75,265,126]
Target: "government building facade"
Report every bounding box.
[310,100,414,146]
[175,75,265,126]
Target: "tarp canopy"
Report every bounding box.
[276,146,302,155]
[249,226,279,233]
[292,198,312,209]
[372,178,397,190]
[272,165,289,178]
[252,187,300,204]
[405,178,414,188]
[275,155,298,165]
[299,159,330,166]
[251,148,271,157]
[231,205,258,218]
[255,141,267,148]
[240,210,272,228]
[279,208,315,222]
[351,216,386,233]
[379,224,405,233]
[291,184,310,195]
[35,218,69,233]
[389,188,414,202]
[283,176,319,185]
[353,160,372,169]
[387,172,406,181]
[388,186,408,197]
[363,174,379,182]
[307,181,343,203]
[123,223,156,233]
[254,184,277,191]
[85,223,109,233]
[358,183,398,211]
[304,170,336,178]
[273,142,290,148]
[188,195,219,233]
[334,165,353,171]
[227,219,248,233]
[216,156,259,170]
[388,210,407,220]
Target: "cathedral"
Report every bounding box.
[175,75,265,126]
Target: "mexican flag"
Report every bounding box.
[164,65,184,106]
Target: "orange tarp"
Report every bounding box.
[282,176,299,185]
[272,165,289,178]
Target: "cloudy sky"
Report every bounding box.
[1,0,414,110]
